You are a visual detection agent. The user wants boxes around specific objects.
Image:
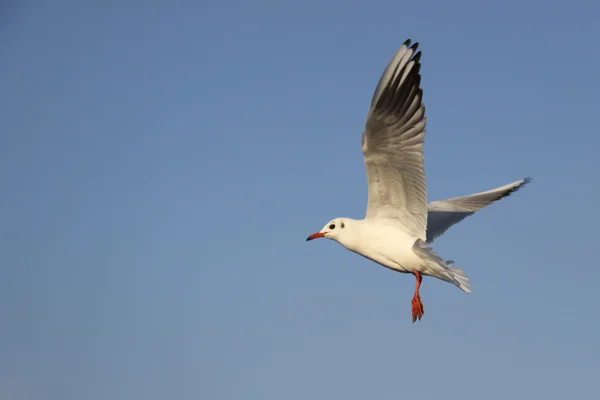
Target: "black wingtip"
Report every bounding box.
[496,176,532,201]
[483,176,533,204]
[412,51,422,63]
[401,39,420,56]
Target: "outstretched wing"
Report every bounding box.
[362,39,427,240]
[426,177,531,243]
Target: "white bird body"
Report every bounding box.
[330,219,423,274]
[312,217,471,294]
[306,39,529,322]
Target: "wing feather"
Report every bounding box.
[426,178,531,243]
[362,40,427,239]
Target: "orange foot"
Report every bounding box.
[411,271,424,323]
[411,295,424,322]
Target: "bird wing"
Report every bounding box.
[362,39,427,240]
[426,177,531,243]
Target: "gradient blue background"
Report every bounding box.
[2,1,599,399]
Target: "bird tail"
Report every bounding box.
[412,239,471,294]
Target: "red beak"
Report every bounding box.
[306,232,326,241]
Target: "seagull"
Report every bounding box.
[305,39,530,323]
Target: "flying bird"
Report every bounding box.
[306,39,530,323]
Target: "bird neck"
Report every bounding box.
[335,218,366,253]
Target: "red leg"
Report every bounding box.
[411,271,424,323]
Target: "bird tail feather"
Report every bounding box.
[412,239,471,294]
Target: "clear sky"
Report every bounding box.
[2,1,599,399]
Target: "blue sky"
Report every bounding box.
[1,0,599,399]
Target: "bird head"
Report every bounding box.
[306,218,350,242]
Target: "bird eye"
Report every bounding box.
[341,222,345,228]
[329,224,335,230]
